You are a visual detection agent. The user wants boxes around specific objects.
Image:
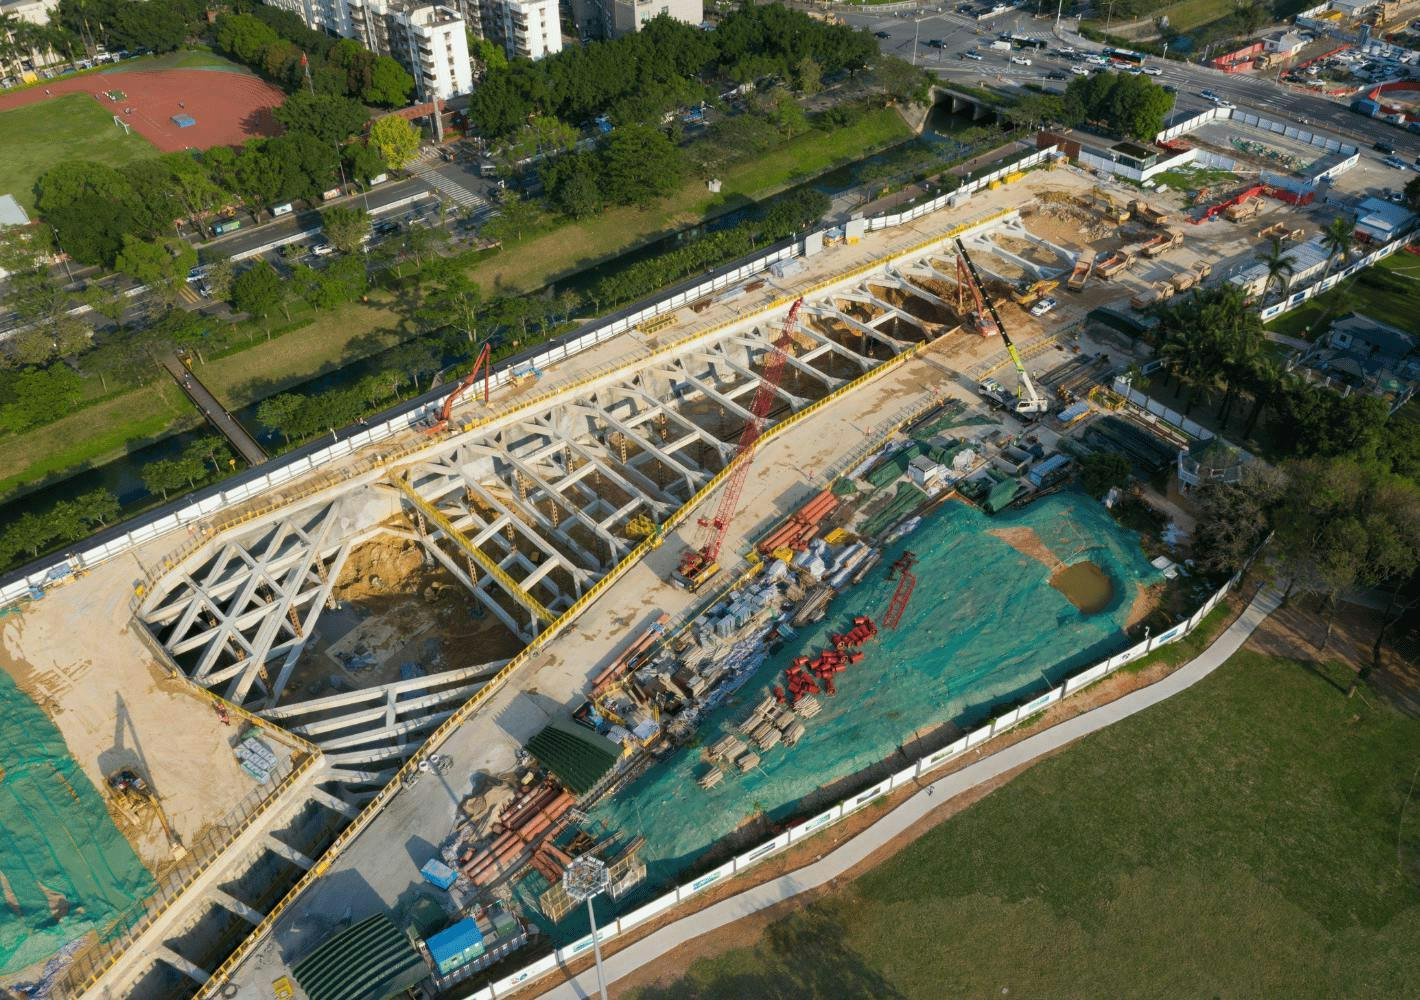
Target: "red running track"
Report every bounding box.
[0,68,284,152]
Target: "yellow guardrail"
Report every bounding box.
[193,260,949,999]
[390,473,555,623]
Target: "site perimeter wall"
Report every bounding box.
[461,558,1258,999]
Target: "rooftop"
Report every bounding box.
[0,194,30,228]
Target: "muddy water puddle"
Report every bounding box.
[1049,560,1115,614]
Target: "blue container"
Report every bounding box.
[426,917,485,974]
[420,858,458,891]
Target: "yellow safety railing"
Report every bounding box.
[390,473,555,623]
[193,259,949,999]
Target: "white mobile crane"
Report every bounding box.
[954,238,1049,417]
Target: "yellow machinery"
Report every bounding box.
[625,514,657,539]
[107,769,186,858]
[1011,278,1059,308]
[680,560,721,593]
[1086,186,1130,224]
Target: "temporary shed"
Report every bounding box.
[290,914,427,1000]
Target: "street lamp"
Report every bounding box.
[563,855,611,1000]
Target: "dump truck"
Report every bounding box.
[1168,270,1198,294]
[1095,251,1132,280]
[1130,282,1174,310]
[1140,230,1183,257]
[1067,250,1095,291]
[1130,200,1170,226]
[1224,197,1262,222]
[1192,259,1213,281]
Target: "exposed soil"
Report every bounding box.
[1049,560,1114,614]
[1126,580,1164,629]
[988,525,1064,571]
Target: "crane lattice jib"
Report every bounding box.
[682,298,804,575]
[954,238,1034,402]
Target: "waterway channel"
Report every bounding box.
[0,104,1001,565]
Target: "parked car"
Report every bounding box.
[1070,65,1089,75]
[310,242,335,257]
[1010,55,1032,66]
[1143,66,1163,76]
[962,50,984,61]
[1029,296,1058,317]
[874,30,890,39]
[1373,140,1396,154]
[927,39,945,48]
[1045,70,1067,80]
[1383,155,1409,170]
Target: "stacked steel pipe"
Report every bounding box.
[460,780,575,887]
[756,489,839,555]
[589,612,670,697]
[776,617,877,706]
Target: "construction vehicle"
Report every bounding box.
[1010,278,1059,308]
[1085,186,1130,223]
[426,343,491,434]
[1129,200,1170,226]
[1168,269,1198,294]
[675,299,804,585]
[107,769,186,858]
[1095,251,1133,280]
[1224,197,1262,222]
[625,514,657,539]
[1130,282,1174,310]
[1139,230,1183,257]
[508,362,542,388]
[1194,184,1265,224]
[956,239,1048,417]
[1192,259,1213,281]
[1067,251,1095,292]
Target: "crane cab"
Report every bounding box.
[673,560,721,593]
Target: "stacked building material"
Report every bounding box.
[757,490,839,555]
[459,780,575,887]
[589,613,670,697]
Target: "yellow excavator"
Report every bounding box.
[107,769,186,859]
[1011,278,1060,308]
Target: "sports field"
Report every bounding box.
[0,94,154,213]
[626,649,1420,998]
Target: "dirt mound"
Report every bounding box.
[988,526,1065,572]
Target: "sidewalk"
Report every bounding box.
[536,585,1283,1000]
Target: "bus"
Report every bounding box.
[1104,47,1146,68]
[213,219,241,236]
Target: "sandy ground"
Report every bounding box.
[1,552,260,872]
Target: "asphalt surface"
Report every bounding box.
[537,584,1283,1000]
[159,353,268,466]
[845,7,1420,160]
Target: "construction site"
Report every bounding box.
[0,145,1348,1000]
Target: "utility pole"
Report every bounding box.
[564,857,611,1000]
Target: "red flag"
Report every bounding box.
[300,52,308,67]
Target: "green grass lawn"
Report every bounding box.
[629,650,1420,998]
[0,93,155,213]
[1267,251,1420,340]
[1150,163,1237,197]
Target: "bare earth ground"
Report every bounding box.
[0,549,261,871]
[520,588,1255,998]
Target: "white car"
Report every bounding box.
[1057,45,1076,55]
[1143,66,1163,76]
[1071,65,1089,75]
[963,50,984,61]
[1029,296,1058,317]
[310,242,335,257]
[1010,56,1032,66]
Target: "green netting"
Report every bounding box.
[0,671,155,974]
[525,721,619,794]
[984,477,1021,513]
[864,442,926,489]
[586,492,1165,932]
[861,481,928,537]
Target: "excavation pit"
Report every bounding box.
[1049,560,1115,614]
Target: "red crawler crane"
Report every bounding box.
[881,551,917,630]
[678,298,805,579]
[425,342,492,435]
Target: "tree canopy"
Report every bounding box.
[1061,70,1174,141]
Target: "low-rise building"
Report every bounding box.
[1298,312,1419,397]
[1353,196,1416,242]
[572,0,703,40]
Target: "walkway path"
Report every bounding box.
[160,353,268,466]
[537,585,1283,999]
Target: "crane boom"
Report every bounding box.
[679,298,805,578]
[425,342,492,434]
[953,239,1048,416]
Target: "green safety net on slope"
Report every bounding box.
[0,670,156,974]
[586,491,1163,929]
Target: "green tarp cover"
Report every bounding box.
[525,721,619,794]
[291,914,426,1000]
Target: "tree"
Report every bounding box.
[1256,235,1296,302]
[141,457,189,500]
[368,115,421,171]
[417,274,482,338]
[203,257,235,303]
[599,124,684,206]
[1320,214,1355,278]
[483,191,541,243]
[257,392,304,445]
[365,55,414,106]
[320,205,370,255]
[794,55,821,97]
[1405,175,1420,214]
[81,283,129,333]
[468,32,507,77]
[343,140,387,185]
[1063,71,1173,141]
[1190,464,1286,575]
[215,12,280,63]
[1005,92,1067,131]
[232,261,285,331]
[115,235,196,308]
[273,92,369,146]
[1080,451,1131,498]
[874,55,932,107]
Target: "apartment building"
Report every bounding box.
[571,0,702,40]
[262,0,472,100]
[454,0,561,61]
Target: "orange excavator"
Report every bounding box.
[425,342,492,434]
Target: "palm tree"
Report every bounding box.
[1256,235,1295,303]
[1321,215,1356,279]
[0,14,23,78]
[1242,353,1292,439]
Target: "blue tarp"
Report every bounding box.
[171,113,195,127]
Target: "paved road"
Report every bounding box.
[160,353,269,466]
[845,7,1420,161]
[537,584,1284,1000]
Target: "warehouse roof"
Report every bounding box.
[525,720,619,793]
[291,914,427,1000]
